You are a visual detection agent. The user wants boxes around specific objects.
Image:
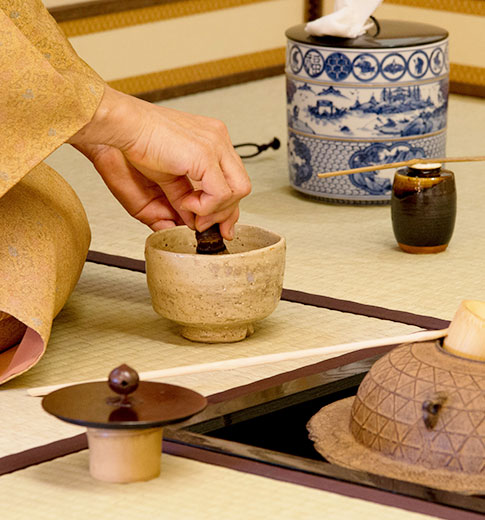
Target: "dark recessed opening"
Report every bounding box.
[203,384,357,460]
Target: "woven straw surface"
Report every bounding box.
[0,452,437,520]
[0,262,418,456]
[4,76,482,518]
[46,77,485,322]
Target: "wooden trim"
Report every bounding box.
[51,0,484,101]
[450,81,485,98]
[3,347,484,519]
[107,48,286,99]
[133,66,285,102]
[163,439,484,520]
[49,0,484,24]
[384,0,485,17]
[55,0,278,36]
[304,0,323,21]
[50,0,321,24]
[450,63,485,98]
[50,0,273,23]
[49,0,172,22]
[50,0,485,33]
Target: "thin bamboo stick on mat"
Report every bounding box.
[28,328,447,397]
[318,155,485,178]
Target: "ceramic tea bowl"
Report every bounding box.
[145,224,286,343]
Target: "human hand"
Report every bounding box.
[69,86,251,239]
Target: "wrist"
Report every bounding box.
[69,85,127,148]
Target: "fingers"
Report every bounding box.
[132,194,185,231]
[82,144,185,230]
[198,206,240,240]
[140,111,251,220]
[219,207,239,240]
[78,96,253,234]
[188,124,251,215]
[181,144,251,220]
[195,204,240,239]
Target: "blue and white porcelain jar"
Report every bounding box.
[285,20,449,203]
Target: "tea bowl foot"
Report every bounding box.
[181,323,255,343]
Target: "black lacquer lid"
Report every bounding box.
[405,163,443,177]
[286,20,448,49]
[42,365,208,430]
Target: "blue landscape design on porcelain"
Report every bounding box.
[286,40,449,202]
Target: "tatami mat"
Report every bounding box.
[6,76,483,519]
[0,262,418,456]
[0,452,438,520]
[45,76,485,321]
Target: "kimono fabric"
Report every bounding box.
[0,0,105,383]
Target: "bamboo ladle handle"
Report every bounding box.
[318,155,485,179]
[28,328,447,397]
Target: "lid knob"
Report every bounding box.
[108,364,139,396]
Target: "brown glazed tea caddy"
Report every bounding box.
[391,162,456,253]
[42,364,207,483]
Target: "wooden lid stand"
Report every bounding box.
[42,364,207,483]
[87,427,163,483]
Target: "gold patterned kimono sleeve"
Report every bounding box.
[0,1,105,382]
[0,0,105,198]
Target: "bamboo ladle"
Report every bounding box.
[29,328,447,397]
[30,301,485,398]
[318,155,485,179]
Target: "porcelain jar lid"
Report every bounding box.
[286,20,448,49]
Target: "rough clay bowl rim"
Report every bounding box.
[145,224,285,260]
[307,341,485,495]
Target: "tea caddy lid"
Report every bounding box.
[286,20,448,49]
[405,163,443,176]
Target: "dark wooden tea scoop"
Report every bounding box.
[196,224,228,255]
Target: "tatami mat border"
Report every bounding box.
[107,48,286,101]
[385,0,485,16]
[0,346,389,477]
[52,0,278,31]
[1,343,482,520]
[0,346,386,477]
[48,0,484,26]
[450,64,485,98]
[48,0,485,100]
[0,434,87,476]
[86,250,450,330]
[163,440,484,520]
